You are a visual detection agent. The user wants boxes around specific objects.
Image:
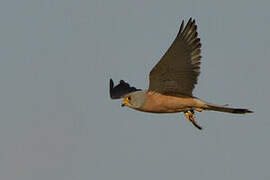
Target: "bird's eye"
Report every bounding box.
[128,96,131,101]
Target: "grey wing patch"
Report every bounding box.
[109,79,141,99]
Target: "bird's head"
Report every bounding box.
[121,90,146,109]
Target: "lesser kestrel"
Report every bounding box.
[110,18,252,130]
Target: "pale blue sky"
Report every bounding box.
[0,0,269,179]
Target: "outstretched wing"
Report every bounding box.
[149,18,201,97]
[109,79,141,99]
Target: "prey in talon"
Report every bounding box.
[184,110,202,130]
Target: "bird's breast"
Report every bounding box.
[138,91,198,113]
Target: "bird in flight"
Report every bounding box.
[110,18,253,130]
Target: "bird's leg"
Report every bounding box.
[184,110,202,130]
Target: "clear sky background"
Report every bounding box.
[0,0,269,179]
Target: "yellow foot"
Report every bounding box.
[184,110,202,130]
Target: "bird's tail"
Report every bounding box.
[204,103,253,114]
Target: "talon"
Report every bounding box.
[184,111,202,130]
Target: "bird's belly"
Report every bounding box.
[139,92,197,113]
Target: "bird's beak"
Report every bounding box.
[121,97,129,107]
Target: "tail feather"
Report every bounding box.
[205,104,253,114]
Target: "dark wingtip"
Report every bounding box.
[178,19,185,36]
[109,79,140,99]
[110,79,114,89]
[109,79,114,99]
